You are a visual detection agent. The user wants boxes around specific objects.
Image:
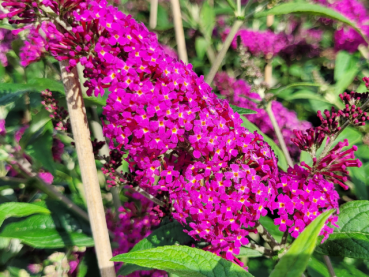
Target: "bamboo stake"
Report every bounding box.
[150,0,158,29]
[170,0,188,63]
[59,60,116,277]
[266,14,274,27]
[76,63,122,215]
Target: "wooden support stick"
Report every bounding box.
[59,60,116,277]
[170,0,188,63]
[150,0,158,29]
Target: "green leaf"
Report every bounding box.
[112,245,254,277]
[349,164,369,200]
[270,209,335,277]
[156,4,173,30]
[334,51,352,82]
[119,220,194,275]
[270,83,321,96]
[0,149,9,161]
[237,247,262,258]
[317,201,369,259]
[0,78,106,107]
[199,1,216,38]
[131,221,193,252]
[0,23,15,30]
[0,202,50,227]
[230,105,257,115]
[195,37,208,60]
[308,254,368,277]
[28,78,65,94]
[334,67,359,96]
[118,264,153,276]
[285,90,329,102]
[259,216,284,243]
[241,118,288,171]
[0,201,93,248]
[0,89,28,106]
[255,3,368,44]
[26,130,55,175]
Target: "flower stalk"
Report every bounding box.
[205,19,243,84]
[266,101,294,167]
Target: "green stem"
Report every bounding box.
[323,255,336,277]
[265,102,294,167]
[205,19,243,85]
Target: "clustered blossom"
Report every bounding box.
[279,21,323,62]
[274,165,339,240]
[316,0,369,52]
[27,248,85,276]
[38,171,54,184]
[52,138,64,162]
[231,29,288,58]
[214,72,312,159]
[19,25,47,66]
[41,89,70,131]
[0,119,5,136]
[107,192,165,277]
[230,24,322,61]
[2,0,364,266]
[0,15,16,66]
[292,89,368,190]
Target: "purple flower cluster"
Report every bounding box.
[279,21,323,62]
[274,165,339,240]
[231,29,288,58]
[41,89,70,131]
[292,91,367,190]
[19,25,47,66]
[316,0,369,52]
[107,192,165,277]
[214,72,312,159]
[0,119,5,136]
[230,24,322,60]
[0,16,16,67]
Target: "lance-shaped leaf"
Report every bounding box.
[112,245,254,277]
[119,220,194,275]
[0,202,50,227]
[0,201,93,248]
[230,105,257,115]
[270,209,335,277]
[255,3,368,44]
[317,201,369,258]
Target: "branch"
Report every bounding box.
[265,101,294,167]
[255,221,281,251]
[244,243,273,258]
[11,157,89,221]
[323,255,336,277]
[128,185,165,207]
